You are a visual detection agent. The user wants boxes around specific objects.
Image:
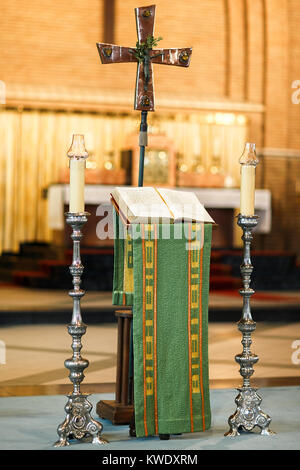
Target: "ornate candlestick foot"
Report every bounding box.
[54,394,108,447]
[53,213,107,446]
[225,214,275,437]
[225,388,275,436]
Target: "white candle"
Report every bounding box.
[240,164,255,215]
[239,142,258,216]
[69,158,85,213]
[67,134,88,213]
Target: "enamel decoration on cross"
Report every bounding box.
[96,4,192,112]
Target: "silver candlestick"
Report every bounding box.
[225,214,275,436]
[54,212,107,447]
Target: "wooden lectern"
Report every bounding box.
[96,309,134,426]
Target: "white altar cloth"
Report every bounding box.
[47,184,271,233]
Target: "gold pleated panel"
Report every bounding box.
[0,108,247,254]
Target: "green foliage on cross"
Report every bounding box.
[134,35,163,62]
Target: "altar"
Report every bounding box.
[47,184,271,248]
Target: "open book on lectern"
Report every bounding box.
[110,187,215,225]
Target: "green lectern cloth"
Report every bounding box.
[112,212,212,437]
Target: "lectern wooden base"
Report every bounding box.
[96,309,134,425]
[96,400,134,425]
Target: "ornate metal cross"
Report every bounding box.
[96,4,192,112]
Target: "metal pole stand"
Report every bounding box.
[53,212,107,447]
[224,214,275,437]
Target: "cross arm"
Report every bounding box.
[96,43,138,64]
[150,48,192,67]
[135,5,156,44]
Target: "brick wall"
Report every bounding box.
[263,0,289,148]
[0,0,103,88]
[0,0,297,134]
[0,0,300,256]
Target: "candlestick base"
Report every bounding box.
[224,388,275,437]
[54,393,108,447]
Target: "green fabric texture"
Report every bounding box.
[132,223,212,437]
[112,215,212,437]
[112,210,134,306]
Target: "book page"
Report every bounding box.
[157,188,215,223]
[111,187,173,223]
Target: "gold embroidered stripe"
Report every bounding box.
[188,222,205,431]
[142,224,157,436]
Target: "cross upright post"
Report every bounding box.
[96,4,192,186]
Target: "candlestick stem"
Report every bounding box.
[224,214,275,437]
[54,212,107,447]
